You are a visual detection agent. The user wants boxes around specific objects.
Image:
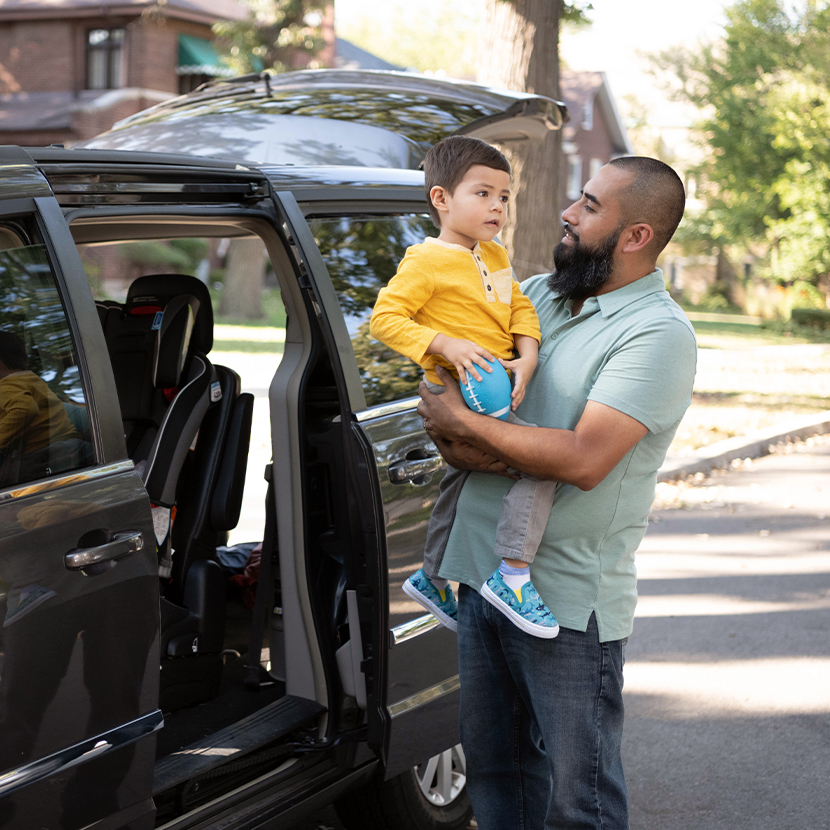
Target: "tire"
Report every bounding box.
[335,744,473,830]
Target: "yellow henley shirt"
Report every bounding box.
[369,238,541,383]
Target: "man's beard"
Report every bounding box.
[548,225,622,301]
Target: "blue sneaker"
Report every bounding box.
[481,571,559,639]
[402,569,458,632]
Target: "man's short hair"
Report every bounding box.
[608,156,686,254]
[423,136,511,226]
[0,331,29,371]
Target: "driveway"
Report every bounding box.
[627,434,830,830]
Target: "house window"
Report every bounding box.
[589,158,603,179]
[87,28,125,90]
[567,156,583,201]
[582,96,594,130]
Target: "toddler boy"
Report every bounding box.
[369,136,559,638]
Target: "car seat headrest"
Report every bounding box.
[126,274,213,353]
[154,294,199,389]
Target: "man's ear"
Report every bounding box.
[430,185,450,214]
[620,223,654,254]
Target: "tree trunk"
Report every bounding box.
[479,0,562,280]
[219,238,266,320]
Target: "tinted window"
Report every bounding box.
[308,214,434,408]
[0,235,92,487]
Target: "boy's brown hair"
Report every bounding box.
[423,136,511,226]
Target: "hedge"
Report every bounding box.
[791,308,830,330]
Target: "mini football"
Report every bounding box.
[460,359,512,420]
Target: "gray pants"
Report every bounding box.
[422,381,557,580]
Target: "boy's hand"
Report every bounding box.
[428,334,495,383]
[500,352,537,410]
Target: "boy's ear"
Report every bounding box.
[430,185,450,214]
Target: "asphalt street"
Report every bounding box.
[291,434,830,830]
[626,434,830,830]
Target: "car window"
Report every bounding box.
[307,213,435,408]
[0,229,92,488]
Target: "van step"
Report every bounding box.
[153,695,326,794]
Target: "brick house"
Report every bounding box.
[0,0,250,147]
[558,70,634,216]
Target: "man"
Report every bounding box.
[417,156,697,829]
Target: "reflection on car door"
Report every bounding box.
[0,168,159,829]
[290,203,462,778]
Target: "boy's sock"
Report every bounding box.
[429,576,449,590]
[499,561,530,593]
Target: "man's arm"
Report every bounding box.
[418,366,648,490]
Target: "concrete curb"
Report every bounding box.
[657,410,830,482]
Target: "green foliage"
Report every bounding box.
[120,239,209,274]
[211,286,286,327]
[653,0,830,287]
[214,0,326,75]
[697,282,738,312]
[790,307,830,329]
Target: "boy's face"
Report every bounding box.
[430,164,510,249]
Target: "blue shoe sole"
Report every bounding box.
[402,578,458,633]
[481,581,560,639]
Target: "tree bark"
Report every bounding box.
[479,0,562,280]
[219,238,266,320]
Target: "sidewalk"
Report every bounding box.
[659,409,830,481]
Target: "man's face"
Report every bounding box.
[549,165,632,300]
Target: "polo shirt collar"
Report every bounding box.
[595,269,665,317]
[549,269,665,318]
[425,237,479,254]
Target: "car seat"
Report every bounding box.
[98,274,254,711]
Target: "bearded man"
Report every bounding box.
[417,156,697,830]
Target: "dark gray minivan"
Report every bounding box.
[0,70,566,830]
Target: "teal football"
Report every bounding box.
[460,359,512,420]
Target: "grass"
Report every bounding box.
[212,289,287,353]
[670,309,830,455]
[208,296,830,456]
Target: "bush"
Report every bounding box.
[791,307,830,330]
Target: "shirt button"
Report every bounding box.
[550,334,557,340]
[487,285,492,291]
[483,269,488,276]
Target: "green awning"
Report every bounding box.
[177,34,233,76]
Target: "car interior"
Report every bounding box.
[69,213,351,815]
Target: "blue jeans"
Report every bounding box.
[457,585,628,830]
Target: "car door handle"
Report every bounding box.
[388,456,443,484]
[65,531,144,571]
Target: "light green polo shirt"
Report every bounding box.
[439,269,697,642]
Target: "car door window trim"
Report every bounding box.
[0,459,135,501]
[0,709,163,798]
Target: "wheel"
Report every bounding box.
[335,744,473,830]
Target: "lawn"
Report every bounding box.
[670,311,830,455]
[211,298,830,457]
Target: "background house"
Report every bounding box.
[0,0,249,147]
[558,69,634,217]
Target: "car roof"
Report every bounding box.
[76,69,568,169]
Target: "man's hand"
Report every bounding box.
[427,334,495,383]
[417,366,476,443]
[429,433,516,478]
